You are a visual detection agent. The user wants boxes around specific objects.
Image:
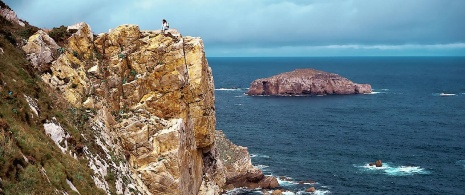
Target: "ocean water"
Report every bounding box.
[208,57,465,194]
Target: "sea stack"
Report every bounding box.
[246,69,372,96]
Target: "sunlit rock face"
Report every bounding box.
[24,23,216,194]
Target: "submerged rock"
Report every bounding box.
[247,69,372,96]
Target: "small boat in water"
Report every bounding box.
[439,93,456,96]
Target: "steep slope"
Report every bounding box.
[1,3,107,195]
[1,1,277,194]
[20,22,216,194]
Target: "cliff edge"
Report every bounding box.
[1,2,277,194]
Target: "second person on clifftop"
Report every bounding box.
[161,19,169,33]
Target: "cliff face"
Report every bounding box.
[21,23,219,194]
[1,2,275,193]
[247,69,372,96]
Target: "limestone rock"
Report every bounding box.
[21,21,255,195]
[247,69,372,96]
[87,65,98,74]
[22,30,60,69]
[67,22,94,59]
[0,5,25,26]
[215,130,279,190]
[82,97,94,109]
[258,176,279,189]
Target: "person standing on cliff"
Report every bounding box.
[161,19,169,33]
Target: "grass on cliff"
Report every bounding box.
[0,9,107,194]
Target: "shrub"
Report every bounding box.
[48,25,72,44]
[57,47,65,54]
[130,69,137,77]
[18,26,38,39]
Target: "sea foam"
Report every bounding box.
[215,88,243,91]
[357,162,430,176]
[250,154,270,158]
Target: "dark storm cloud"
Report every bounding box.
[4,0,465,56]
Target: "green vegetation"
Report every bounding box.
[118,53,126,59]
[57,47,66,54]
[47,25,74,46]
[0,10,109,195]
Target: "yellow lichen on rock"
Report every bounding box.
[67,22,94,60]
[23,22,220,194]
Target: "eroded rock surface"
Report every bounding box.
[23,23,216,194]
[0,4,25,26]
[215,131,279,190]
[22,22,265,195]
[247,69,372,96]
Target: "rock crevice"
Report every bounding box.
[22,22,269,194]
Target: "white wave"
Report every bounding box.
[234,95,244,98]
[365,91,383,95]
[381,89,389,91]
[234,104,243,106]
[278,180,297,187]
[357,162,430,176]
[224,188,250,195]
[297,190,331,195]
[250,154,270,158]
[282,192,296,195]
[439,93,456,96]
[433,92,456,96]
[255,164,269,170]
[214,88,244,91]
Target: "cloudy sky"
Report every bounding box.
[5,0,465,57]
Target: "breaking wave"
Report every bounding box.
[250,154,270,159]
[366,89,389,95]
[215,88,248,91]
[356,162,431,176]
[432,93,457,97]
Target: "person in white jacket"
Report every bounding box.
[161,19,169,33]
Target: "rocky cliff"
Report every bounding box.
[247,69,372,96]
[0,3,277,193]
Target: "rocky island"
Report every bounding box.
[247,69,372,96]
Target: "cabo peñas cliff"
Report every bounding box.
[247,69,372,96]
[1,2,276,194]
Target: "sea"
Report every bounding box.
[208,57,465,194]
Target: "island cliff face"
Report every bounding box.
[16,21,275,194]
[247,69,372,96]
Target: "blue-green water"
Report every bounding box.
[209,57,465,194]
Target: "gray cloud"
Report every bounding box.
[5,0,465,56]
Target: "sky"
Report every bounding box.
[4,0,465,57]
